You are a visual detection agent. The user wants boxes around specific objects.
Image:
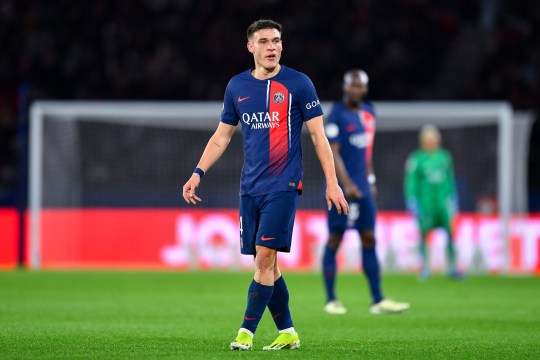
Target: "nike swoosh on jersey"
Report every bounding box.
[238,96,251,102]
[261,235,275,241]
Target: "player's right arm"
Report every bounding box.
[182,122,235,204]
[404,152,420,216]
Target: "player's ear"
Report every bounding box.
[247,41,254,54]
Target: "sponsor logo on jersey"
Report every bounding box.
[425,169,445,183]
[241,112,280,129]
[273,92,285,104]
[349,132,368,149]
[305,99,320,109]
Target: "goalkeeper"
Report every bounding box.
[404,125,462,280]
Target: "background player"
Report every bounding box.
[404,125,462,280]
[322,69,409,315]
[182,19,348,351]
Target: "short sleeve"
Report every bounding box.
[220,81,239,126]
[324,108,340,143]
[297,74,323,122]
[405,154,417,173]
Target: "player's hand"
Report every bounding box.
[344,184,362,200]
[326,182,349,216]
[406,198,419,218]
[182,174,202,205]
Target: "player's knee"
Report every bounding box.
[327,233,344,250]
[255,247,277,274]
[360,231,376,248]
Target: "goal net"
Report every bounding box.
[28,101,520,272]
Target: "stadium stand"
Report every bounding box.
[0,0,538,208]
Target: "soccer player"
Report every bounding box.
[182,19,349,351]
[322,69,409,315]
[404,125,461,280]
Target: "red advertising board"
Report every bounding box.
[0,208,19,269]
[26,209,540,273]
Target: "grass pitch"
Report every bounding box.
[1,271,539,359]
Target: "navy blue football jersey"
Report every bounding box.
[324,101,376,195]
[220,65,323,196]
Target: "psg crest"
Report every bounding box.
[273,92,285,104]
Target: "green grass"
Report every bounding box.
[0,271,539,359]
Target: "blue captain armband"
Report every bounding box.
[193,167,205,178]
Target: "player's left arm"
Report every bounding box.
[447,151,459,214]
[306,116,349,215]
[367,134,377,197]
[364,103,377,196]
[367,161,377,197]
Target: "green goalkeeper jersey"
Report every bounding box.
[404,148,456,211]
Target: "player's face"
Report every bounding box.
[344,81,368,106]
[247,28,282,71]
[421,133,440,152]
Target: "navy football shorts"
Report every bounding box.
[239,191,299,255]
[327,195,376,234]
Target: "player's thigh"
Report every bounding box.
[255,191,299,253]
[438,208,454,234]
[239,195,258,255]
[354,196,376,233]
[327,203,347,234]
[418,210,435,236]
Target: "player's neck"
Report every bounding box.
[252,64,281,80]
[344,98,361,110]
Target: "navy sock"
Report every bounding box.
[267,276,294,330]
[362,247,383,304]
[322,246,337,302]
[241,280,274,334]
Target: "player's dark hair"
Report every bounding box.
[247,19,282,40]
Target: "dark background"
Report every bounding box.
[0,0,539,210]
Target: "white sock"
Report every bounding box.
[278,327,295,335]
[238,328,254,338]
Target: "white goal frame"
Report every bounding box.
[28,101,514,270]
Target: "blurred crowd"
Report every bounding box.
[0,0,539,205]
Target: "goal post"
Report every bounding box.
[374,102,514,272]
[28,100,516,271]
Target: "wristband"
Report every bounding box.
[367,173,376,185]
[193,167,205,177]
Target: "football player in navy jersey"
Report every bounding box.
[322,70,409,315]
[182,19,348,351]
